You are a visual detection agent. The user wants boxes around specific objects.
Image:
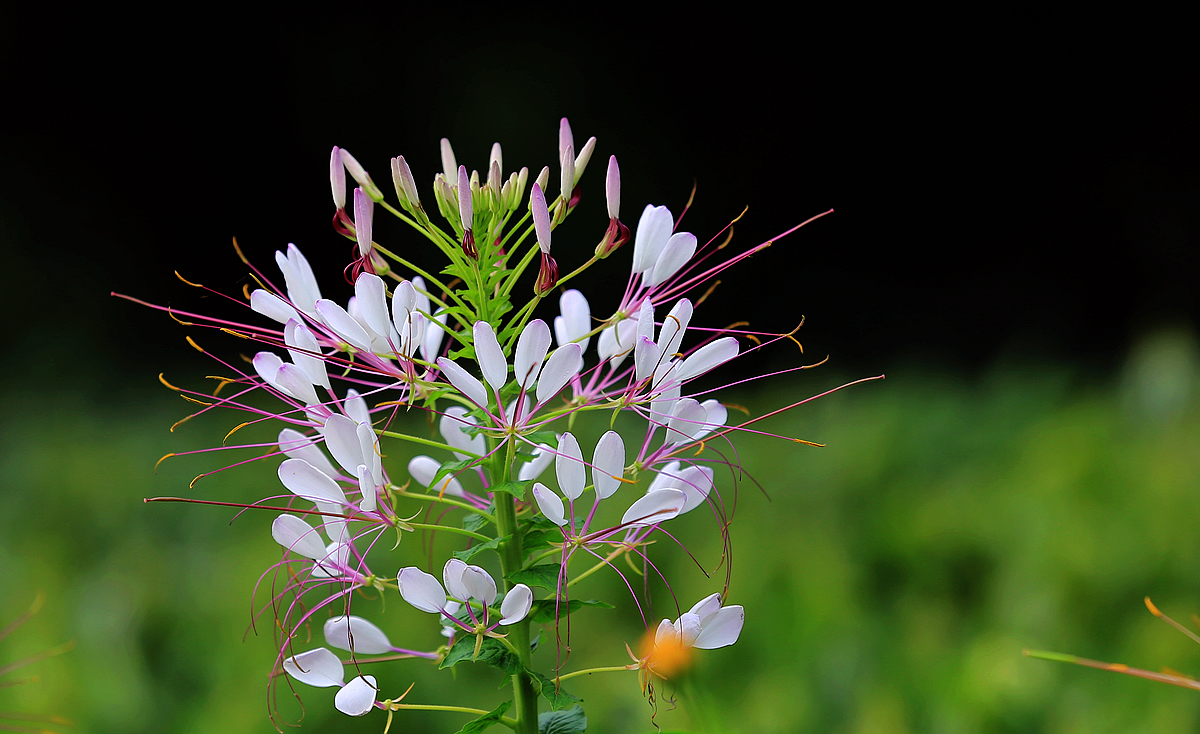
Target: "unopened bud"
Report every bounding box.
[490,142,503,177]
[558,118,573,164]
[534,166,550,197]
[535,252,558,296]
[574,136,596,184]
[440,138,457,180]
[391,156,420,210]
[531,183,551,254]
[559,144,575,206]
[340,149,384,202]
[354,188,374,258]
[330,147,346,210]
[458,166,475,259]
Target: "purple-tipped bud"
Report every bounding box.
[536,252,558,296]
[440,138,457,179]
[340,149,383,202]
[558,118,573,164]
[330,147,346,210]
[531,183,551,254]
[353,188,374,258]
[391,155,420,209]
[490,142,503,176]
[559,144,575,206]
[534,166,550,196]
[605,155,620,220]
[574,136,596,183]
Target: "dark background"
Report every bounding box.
[2,13,1196,390]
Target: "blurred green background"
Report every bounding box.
[2,8,1198,734]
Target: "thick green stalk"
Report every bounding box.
[493,437,539,734]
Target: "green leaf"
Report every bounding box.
[529,599,614,624]
[524,431,559,446]
[507,564,563,591]
[452,700,512,734]
[431,458,477,489]
[530,671,582,711]
[538,704,587,734]
[463,508,493,533]
[492,479,531,500]
[440,636,521,674]
[452,535,509,562]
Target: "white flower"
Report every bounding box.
[282,647,344,688]
[654,594,744,651]
[335,675,377,716]
[323,615,393,655]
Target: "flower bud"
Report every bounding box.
[558,117,573,164]
[330,147,346,210]
[440,137,457,179]
[489,142,503,177]
[353,188,374,258]
[531,183,551,254]
[390,155,420,211]
[535,252,558,296]
[605,155,620,220]
[534,166,550,197]
[339,148,384,202]
[458,165,476,259]
[559,144,575,208]
[574,136,597,183]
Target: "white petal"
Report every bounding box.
[531,482,567,526]
[695,399,727,441]
[253,352,285,391]
[636,301,656,342]
[278,458,348,506]
[422,310,449,363]
[397,567,447,613]
[658,299,693,362]
[621,488,685,527]
[674,465,715,515]
[678,337,740,382]
[555,432,586,501]
[321,414,364,476]
[344,389,371,426]
[278,244,322,316]
[514,319,551,388]
[500,584,533,625]
[437,357,489,407]
[407,456,467,498]
[355,273,393,339]
[647,461,682,493]
[272,514,330,560]
[646,232,697,287]
[275,363,321,406]
[472,322,508,392]
[283,647,344,688]
[675,612,702,648]
[592,431,625,500]
[251,289,301,325]
[323,615,392,655]
[315,299,373,353]
[687,593,724,626]
[631,205,674,274]
[517,443,553,481]
[442,559,471,600]
[654,618,677,647]
[634,336,659,383]
[285,319,330,390]
[411,277,430,317]
[278,428,339,479]
[597,319,638,370]
[356,422,382,488]
[555,289,591,352]
[461,566,497,605]
[440,406,484,460]
[335,675,378,716]
[357,464,376,513]
[535,344,582,404]
[692,606,744,649]
[666,398,708,445]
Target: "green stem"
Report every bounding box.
[554,255,598,289]
[405,523,492,542]
[555,664,635,683]
[377,430,479,457]
[390,489,496,523]
[491,437,539,734]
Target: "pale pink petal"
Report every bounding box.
[335,675,378,716]
[514,319,551,388]
[315,299,373,353]
[678,337,740,382]
[556,432,586,501]
[531,482,567,526]
[646,232,697,287]
[278,458,348,506]
[252,352,285,390]
[329,147,346,209]
[592,430,625,500]
[397,567,447,613]
[251,289,301,325]
[535,344,582,404]
[558,118,573,164]
[274,363,320,406]
[436,357,489,407]
[283,647,344,688]
[272,514,330,560]
[440,138,457,179]
[631,205,674,274]
[500,584,533,625]
[353,188,373,257]
[472,322,507,391]
[323,615,392,655]
[621,488,685,527]
[278,428,339,479]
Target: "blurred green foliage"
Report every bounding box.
[3,330,1200,733]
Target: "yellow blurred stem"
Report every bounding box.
[1024,649,1200,691]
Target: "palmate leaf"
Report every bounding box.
[452,535,509,562]
[529,671,582,711]
[440,636,521,675]
[452,700,512,734]
[491,479,531,500]
[538,704,587,734]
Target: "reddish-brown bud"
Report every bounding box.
[462,229,477,260]
[595,217,631,259]
[535,252,558,296]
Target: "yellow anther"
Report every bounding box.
[185,336,204,352]
[231,236,249,264]
[158,373,181,391]
[154,453,175,472]
[223,422,250,444]
[175,271,204,288]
